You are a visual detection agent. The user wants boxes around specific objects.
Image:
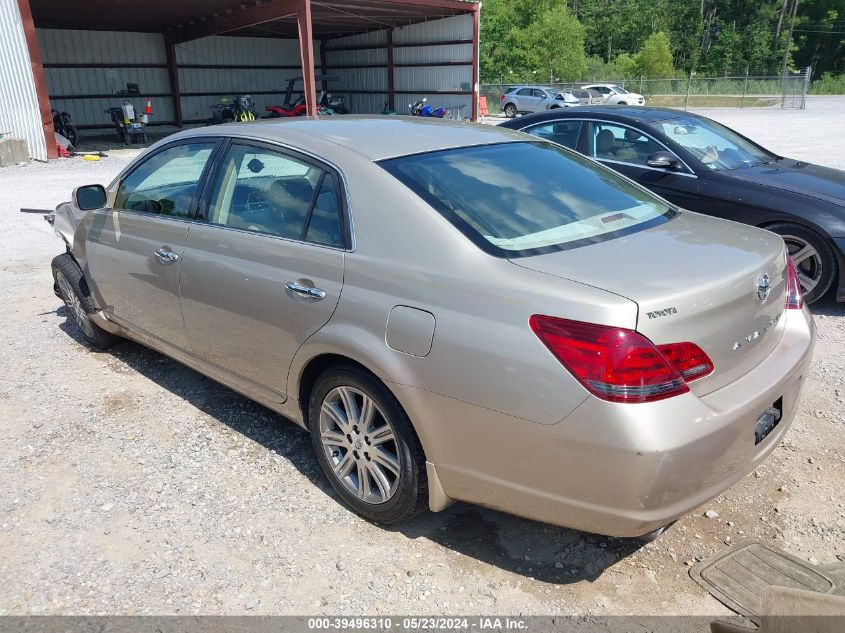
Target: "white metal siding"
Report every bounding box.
[325,13,473,116]
[38,29,171,128]
[33,12,474,133]
[175,35,307,122]
[0,0,47,161]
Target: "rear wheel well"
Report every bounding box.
[297,352,428,456]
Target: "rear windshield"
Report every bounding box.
[381,142,676,257]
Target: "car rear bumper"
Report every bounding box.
[392,307,815,537]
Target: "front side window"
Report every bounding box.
[205,143,343,246]
[647,116,775,170]
[382,142,675,258]
[587,122,664,166]
[609,85,629,94]
[524,121,582,150]
[115,142,214,218]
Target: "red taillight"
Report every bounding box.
[785,256,804,310]
[529,315,690,403]
[530,316,716,403]
[499,94,506,103]
[656,341,714,381]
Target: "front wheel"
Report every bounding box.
[616,101,627,105]
[503,103,517,118]
[308,366,428,524]
[51,253,119,349]
[767,222,836,304]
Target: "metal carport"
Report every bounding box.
[3,0,480,159]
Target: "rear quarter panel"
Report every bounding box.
[288,157,638,431]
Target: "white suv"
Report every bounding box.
[582,84,645,106]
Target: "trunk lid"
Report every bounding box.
[512,211,788,395]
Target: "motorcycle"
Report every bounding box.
[409,97,448,118]
[209,95,257,125]
[52,109,78,146]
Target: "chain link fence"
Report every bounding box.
[482,68,811,115]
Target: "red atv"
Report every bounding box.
[265,75,348,118]
[265,100,307,118]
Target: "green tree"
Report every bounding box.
[635,31,675,78]
[521,5,587,81]
[614,52,639,78]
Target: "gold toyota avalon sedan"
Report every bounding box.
[48,117,815,539]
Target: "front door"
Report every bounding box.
[584,121,700,208]
[85,140,218,350]
[179,141,347,398]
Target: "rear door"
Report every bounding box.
[179,140,347,399]
[584,120,700,208]
[85,140,218,350]
[514,88,537,112]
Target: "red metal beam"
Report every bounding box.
[172,0,302,43]
[471,2,480,122]
[17,0,57,158]
[164,32,183,128]
[379,0,478,11]
[297,0,317,116]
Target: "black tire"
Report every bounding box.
[51,253,119,349]
[64,125,79,147]
[616,101,627,105]
[503,103,517,118]
[307,365,428,525]
[766,222,837,304]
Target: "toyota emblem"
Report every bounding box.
[755,273,771,302]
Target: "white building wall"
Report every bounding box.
[175,35,307,122]
[39,29,170,129]
[38,30,310,130]
[33,12,474,137]
[325,13,473,117]
[0,0,47,161]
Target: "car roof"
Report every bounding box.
[166,116,529,161]
[499,106,694,127]
[509,85,554,91]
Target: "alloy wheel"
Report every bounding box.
[319,386,401,504]
[55,271,95,339]
[782,234,823,297]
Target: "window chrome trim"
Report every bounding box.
[186,221,349,252]
[595,156,699,178]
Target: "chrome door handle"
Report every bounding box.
[285,282,326,300]
[154,249,179,264]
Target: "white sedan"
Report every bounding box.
[582,83,645,106]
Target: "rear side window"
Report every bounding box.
[525,121,582,150]
[587,122,664,166]
[115,142,214,218]
[205,143,343,247]
[381,142,675,258]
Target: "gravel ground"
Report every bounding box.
[1,99,843,617]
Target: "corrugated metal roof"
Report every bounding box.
[0,0,47,161]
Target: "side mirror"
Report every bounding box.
[73,184,107,210]
[647,151,683,171]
